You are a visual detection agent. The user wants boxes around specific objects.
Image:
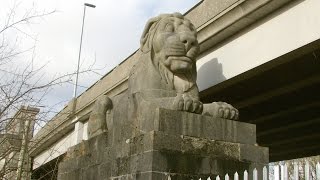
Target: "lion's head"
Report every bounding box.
[141,13,199,73]
[138,13,199,93]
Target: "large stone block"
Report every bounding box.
[58,110,268,179]
[155,108,256,144]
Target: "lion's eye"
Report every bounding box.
[165,24,174,32]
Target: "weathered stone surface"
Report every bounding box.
[58,128,268,179]
[155,108,255,144]
[58,108,268,179]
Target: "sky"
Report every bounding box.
[1,0,200,119]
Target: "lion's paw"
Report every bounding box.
[203,102,239,120]
[173,94,203,114]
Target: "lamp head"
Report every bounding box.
[84,3,96,8]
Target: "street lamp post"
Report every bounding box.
[73,3,96,98]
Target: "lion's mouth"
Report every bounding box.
[167,56,193,63]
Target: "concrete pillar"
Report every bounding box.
[74,121,84,145]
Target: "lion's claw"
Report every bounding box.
[173,94,203,114]
[203,102,239,120]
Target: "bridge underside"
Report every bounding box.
[200,39,320,162]
[31,156,64,180]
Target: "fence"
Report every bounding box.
[167,160,320,180]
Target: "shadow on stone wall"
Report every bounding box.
[197,58,226,91]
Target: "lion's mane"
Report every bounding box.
[129,13,199,97]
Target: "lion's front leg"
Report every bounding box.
[87,95,113,139]
[202,102,239,120]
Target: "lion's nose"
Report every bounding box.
[180,33,196,51]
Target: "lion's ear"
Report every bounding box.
[140,16,160,53]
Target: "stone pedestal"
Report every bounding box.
[58,108,268,180]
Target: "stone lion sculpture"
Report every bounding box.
[87,13,239,141]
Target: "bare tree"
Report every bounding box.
[0,1,99,132]
[0,1,55,131]
[0,2,100,179]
